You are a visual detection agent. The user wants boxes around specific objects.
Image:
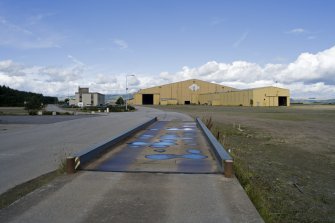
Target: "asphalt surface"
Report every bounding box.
[0,115,99,124]
[0,106,188,194]
[0,107,263,222]
[0,172,263,223]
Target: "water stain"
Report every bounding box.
[154,149,166,153]
[166,127,196,131]
[151,141,176,148]
[160,139,177,142]
[129,145,141,148]
[181,154,208,159]
[145,154,177,160]
[166,128,180,131]
[128,141,149,146]
[150,145,168,148]
[187,149,201,154]
[183,128,195,131]
[161,135,179,140]
[139,134,154,139]
[160,140,178,144]
[146,148,208,160]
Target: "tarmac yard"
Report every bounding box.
[85,121,218,173]
[0,107,264,223]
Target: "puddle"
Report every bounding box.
[167,127,196,131]
[160,140,178,144]
[166,128,180,131]
[128,141,149,146]
[145,154,177,160]
[183,128,195,131]
[151,141,176,148]
[151,145,168,148]
[187,149,201,154]
[181,154,208,159]
[139,134,154,139]
[146,149,208,160]
[161,135,179,140]
[160,139,177,142]
[150,129,159,131]
[154,149,166,153]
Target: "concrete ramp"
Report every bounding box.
[84,121,219,173]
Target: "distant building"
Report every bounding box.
[69,87,105,107]
[130,79,290,107]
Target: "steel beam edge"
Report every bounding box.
[67,117,157,173]
[195,117,233,177]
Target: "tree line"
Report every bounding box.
[0,85,58,109]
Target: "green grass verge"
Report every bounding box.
[210,123,334,223]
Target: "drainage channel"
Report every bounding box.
[83,121,219,174]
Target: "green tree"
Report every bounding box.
[116,97,124,105]
[24,96,43,110]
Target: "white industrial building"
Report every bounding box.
[69,87,105,107]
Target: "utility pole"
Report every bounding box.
[126,74,135,111]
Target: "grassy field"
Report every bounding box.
[153,104,335,223]
[0,107,28,115]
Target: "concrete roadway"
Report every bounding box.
[0,106,189,194]
[0,107,263,222]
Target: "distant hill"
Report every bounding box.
[291,98,335,104]
[105,94,133,103]
[0,85,58,107]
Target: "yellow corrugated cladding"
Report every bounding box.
[252,87,290,107]
[132,79,290,107]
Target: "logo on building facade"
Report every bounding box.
[189,84,200,92]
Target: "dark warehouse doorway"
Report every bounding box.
[184,101,191,105]
[142,94,154,105]
[278,96,287,106]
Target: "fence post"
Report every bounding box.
[224,160,233,178]
[66,156,75,174]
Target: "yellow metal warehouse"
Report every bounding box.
[130,79,290,107]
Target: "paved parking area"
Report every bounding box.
[0,115,99,124]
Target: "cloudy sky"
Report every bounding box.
[0,0,334,99]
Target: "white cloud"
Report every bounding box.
[67,55,85,66]
[276,46,335,84]
[0,16,63,49]
[113,39,128,49]
[288,28,305,34]
[210,17,225,26]
[154,45,335,99]
[1,45,335,99]
[233,31,248,47]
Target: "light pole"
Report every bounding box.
[125,74,135,111]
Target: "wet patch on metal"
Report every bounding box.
[85,121,218,173]
[138,134,155,139]
[154,149,166,153]
[128,141,149,146]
